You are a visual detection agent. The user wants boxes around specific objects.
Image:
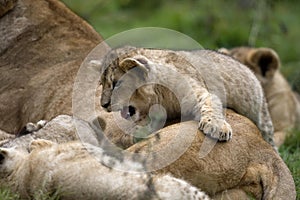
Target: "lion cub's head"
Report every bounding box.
[0,147,27,182]
[219,47,280,85]
[0,139,53,181]
[100,47,166,124]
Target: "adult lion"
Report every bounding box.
[0,0,102,133]
[128,110,295,199]
[219,47,300,146]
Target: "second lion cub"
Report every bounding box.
[100,46,275,148]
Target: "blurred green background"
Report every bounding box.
[62,0,300,92]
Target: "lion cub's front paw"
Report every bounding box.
[199,117,232,141]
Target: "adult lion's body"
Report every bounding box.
[0,112,295,199]
[0,0,102,133]
[128,110,295,199]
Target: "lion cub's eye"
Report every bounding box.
[112,81,117,88]
[112,80,122,88]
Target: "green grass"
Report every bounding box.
[0,188,19,200]
[0,188,62,200]
[279,129,300,198]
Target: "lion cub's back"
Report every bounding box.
[178,50,264,122]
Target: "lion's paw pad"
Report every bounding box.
[199,118,232,141]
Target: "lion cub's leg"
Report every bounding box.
[196,92,232,141]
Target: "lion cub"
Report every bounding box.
[0,139,209,200]
[100,46,275,148]
[219,47,300,146]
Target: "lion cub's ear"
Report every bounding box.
[247,48,280,79]
[0,148,9,164]
[119,55,150,73]
[29,139,55,151]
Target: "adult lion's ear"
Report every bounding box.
[247,48,280,78]
[119,55,150,73]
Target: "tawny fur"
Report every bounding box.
[219,47,300,146]
[1,112,295,199]
[127,110,296,199]
[0,0,17,17]
[0,0,102,133]
[100,46,275,147]
[0,1,294,198]
[0,139,210,200]
[0,0,140,153]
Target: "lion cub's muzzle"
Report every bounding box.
[120,105,136,119]
[101,102,137,120]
